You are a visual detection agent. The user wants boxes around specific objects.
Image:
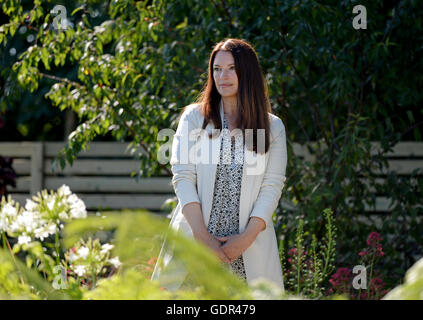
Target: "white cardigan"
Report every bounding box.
[151,99,288,290]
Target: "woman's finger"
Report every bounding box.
[219,249,231,263]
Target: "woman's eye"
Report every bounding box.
[214,67,235,71]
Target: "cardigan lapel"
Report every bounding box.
[201,99,224,227]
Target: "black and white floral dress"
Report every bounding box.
[207,114,247,282]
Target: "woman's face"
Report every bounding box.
[213,50,238,98]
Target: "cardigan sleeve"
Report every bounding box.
[248,118,287,229]
[170,105,201,212]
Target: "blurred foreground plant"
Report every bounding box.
[383,257,423,300]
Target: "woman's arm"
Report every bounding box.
[243,216,266,241]
[181,202,207,238]
[248,118,288,229]
[170,106,201,210]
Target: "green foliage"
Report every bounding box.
[0,249,39,299]
[0,249,69,299]
[281,208,337,299]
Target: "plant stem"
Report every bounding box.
[92,269,96,289]
[322,211,333,277]
[296,219,304,295]
[2,232,26,285]
[2,232,6,250]
[55,231,60,265]
[367,255,375,299]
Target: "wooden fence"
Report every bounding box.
[1,141,422,214]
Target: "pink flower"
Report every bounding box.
[366,232,383,248]
[376,248,384,257]
[288,248,297,256]
[370,277,385,290]
[358,250,368,257]
[359,292,368,299]
[329,267,353,293]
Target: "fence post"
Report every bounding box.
[31,142,44,196]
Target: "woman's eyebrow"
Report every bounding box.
[213,63,235,66]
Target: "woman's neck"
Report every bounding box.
[222,97,237,117]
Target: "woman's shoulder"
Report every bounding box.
[179,103,203,124]
[268,112,285,140]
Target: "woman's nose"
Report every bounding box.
[218,69,230,78]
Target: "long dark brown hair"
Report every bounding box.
[193,38,272,154]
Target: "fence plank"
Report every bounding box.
[14,176,31,192]
[12,159,31,175]
[45,142,147,158]
[30,143,44,196]
[44,159,142,175]
[44,176,173,193]
[0,142,33,157]
[372,141,423,157]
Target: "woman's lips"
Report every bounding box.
[220,84,232,87]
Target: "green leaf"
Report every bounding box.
[71,6,85,16]
[406,110,414,124]
[175,17,188,30]
[41,47,50,70]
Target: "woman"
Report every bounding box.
[151,38,287,291]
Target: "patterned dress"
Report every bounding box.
[207,114,247,282]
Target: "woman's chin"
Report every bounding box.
[219,91,237,98]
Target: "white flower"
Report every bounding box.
[47,223,57,235]
[9,221,20,233]
[46,198,55,211]
[58,212,69,220]
[74,265,86,277]
[34,226,50,241]
[18,234,32,245]
[77,246,89,259]
[58,185,72,197]
[67,194,79,205]
[0,220,7,233]
[3,203,17,217]
[100,243,114,255]
[25,199,37,211]
[16,211,38,233]
[108,256,122,268]
[70,199,87,219]
[68,252,78,263]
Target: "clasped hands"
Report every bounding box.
[193,229,256,264]
[214,232,254,264]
